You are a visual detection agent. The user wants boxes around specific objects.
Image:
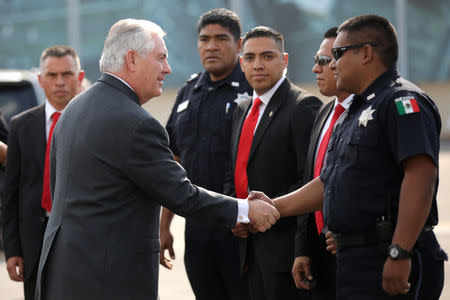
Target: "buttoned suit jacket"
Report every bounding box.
[34,74,238,300]
[2,104,48,279]
[226,78,321,272]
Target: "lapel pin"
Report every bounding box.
[269,111,273,117]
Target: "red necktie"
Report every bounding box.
[41,112,61,212]
[234,98,263,199]
[314,104,345,234]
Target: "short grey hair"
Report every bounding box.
[99,19,166,73]
[40,45,81,73]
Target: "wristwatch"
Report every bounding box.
[388,244,412,260]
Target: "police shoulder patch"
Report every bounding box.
[394,95,420,116]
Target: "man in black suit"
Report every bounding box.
[34,19,279,300]
[227,26,321,300]
[1,46,85,300]
[292,27,352,300]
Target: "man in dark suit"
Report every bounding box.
[1,45,85,300]
[292,27,352,300]
[34,19,279,300]
[226,26,321,300]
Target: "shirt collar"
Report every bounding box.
[334,94,354,110]
[104,72,136,92]
[358,66,400,101]
[45,99,63,122]
[253,75,286,106]
[194,61,243,90]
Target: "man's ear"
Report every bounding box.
[124,50,138,71]
[362,44,374,65]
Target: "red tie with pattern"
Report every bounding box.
[314,104,345,234]
[234,98,263,199]
[41,111,61,212]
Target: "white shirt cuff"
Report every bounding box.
[236,199,250,224]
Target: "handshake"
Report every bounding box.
[239,191,279,236]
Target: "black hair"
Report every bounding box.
[338,14,398,67]
[197,8,241,41]
[242,26,284,52]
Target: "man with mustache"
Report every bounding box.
[251,14,447,299]
[2,45,85,300]
[292,26,352,299]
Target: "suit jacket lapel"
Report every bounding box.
[232,98,252,170]
[248,79,290,162]
[31,105,47,174]
[312,101,334,150]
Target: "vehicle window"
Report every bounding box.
[0,82,38,123]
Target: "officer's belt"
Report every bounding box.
[334,225,433,250]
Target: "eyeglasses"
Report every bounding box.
[331,42,377,60]
[314,55,332,66]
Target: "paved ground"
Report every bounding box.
[1,145,449,299]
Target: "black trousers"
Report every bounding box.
[335,231,446,300]
[24,264,38,300]
[184,220,248,300]
[310,232,337,300]
[246,238,311,300]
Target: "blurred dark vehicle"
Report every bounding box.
[0,69,45,250]
[0,69,46,123]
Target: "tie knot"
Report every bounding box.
[253,97,262,109]
[52,112,61,122]
[334,104,345,116]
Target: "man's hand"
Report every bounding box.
[159,228,175,269]
[6,256,24,282]
[247,191,273,205]
[247,199,280,232]
[232,223,251,238]
[325,231,337,255]
[382,258,411,295]
[292,256,313,290]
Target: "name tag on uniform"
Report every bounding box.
[177,100,189,113]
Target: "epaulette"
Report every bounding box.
[187,73,200,83]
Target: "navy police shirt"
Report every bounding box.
[166,63,252,193]
[320,67,441,233]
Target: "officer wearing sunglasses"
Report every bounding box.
[325,15,447,299]
[250,14,447,300]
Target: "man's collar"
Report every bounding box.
[194,61,242,90]
[253,76,286,106]
[45,99,62,121]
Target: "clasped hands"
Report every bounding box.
[232,191,279,238]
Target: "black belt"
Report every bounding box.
[334,225,434,250]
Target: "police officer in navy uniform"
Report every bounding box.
[250,14,447,299]
[161,8,251,300]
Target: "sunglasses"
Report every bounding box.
[331,42,377,60]
[314,55,333,66]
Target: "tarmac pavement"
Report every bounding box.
[1,142,449,300]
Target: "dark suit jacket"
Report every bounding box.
[2,104,48,279]
[35,74,239,300]
[295,100,334,257]
[226,78,321,272]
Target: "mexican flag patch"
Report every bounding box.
[395,96,420,115]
